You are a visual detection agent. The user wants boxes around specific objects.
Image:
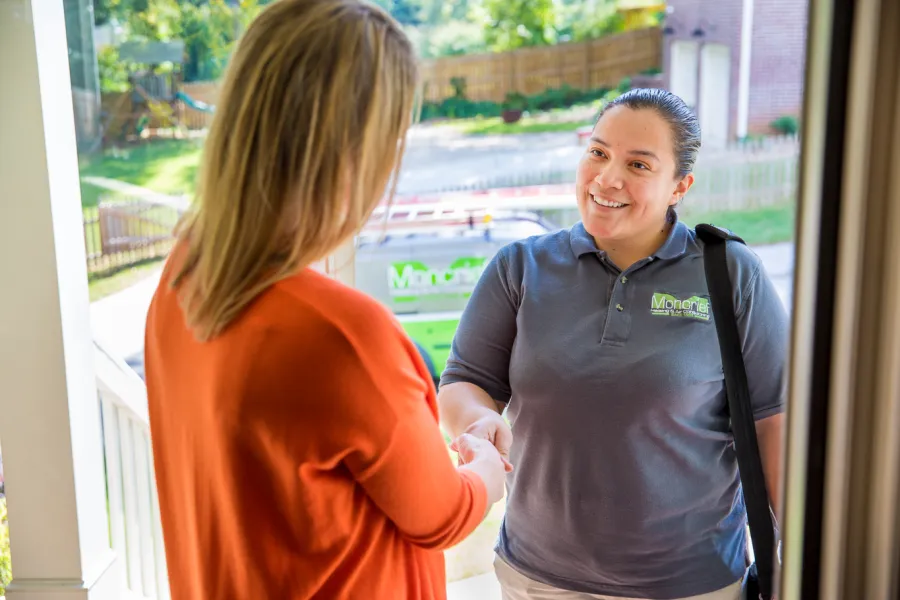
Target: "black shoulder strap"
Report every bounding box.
[695,224,775,600]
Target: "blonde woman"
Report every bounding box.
[144,1,508,598]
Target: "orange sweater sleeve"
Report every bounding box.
[339,318,489,550]
[350,396,488,550]
[246,291,489,552]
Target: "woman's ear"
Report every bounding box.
[669,173,695,206]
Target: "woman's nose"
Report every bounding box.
[593,166,624,190]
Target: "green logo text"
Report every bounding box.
[388,257,487,299]
[650,292,711,321]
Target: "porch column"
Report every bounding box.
[0,1,123,598]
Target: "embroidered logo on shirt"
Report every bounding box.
[650,293,711,321]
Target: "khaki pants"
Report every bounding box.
[494,555,742,600]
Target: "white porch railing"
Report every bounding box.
[93,340,169,600]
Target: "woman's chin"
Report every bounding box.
[583,219,622,243]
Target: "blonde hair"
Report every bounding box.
[173,0,418,340]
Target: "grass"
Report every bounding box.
[80,181,121,209]
[681,202,796,246]
[79,139,203,208]
[87,258,166,302]
[451,116,591,136]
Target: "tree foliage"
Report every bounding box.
[481,0,556,52]
[95,0,263,82]
[556,0,625,43]
[97,45,133,92]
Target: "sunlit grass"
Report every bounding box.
[451,116,590,136]
[87,258,165,302]
[681,202,796,246]
[79,139,202,207]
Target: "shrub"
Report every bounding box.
[526,85,610,112]
[502,91,528,112]
[771,115,800,135]
[420,98,502,121]
[417,84,612,122]
[449,77,467,99]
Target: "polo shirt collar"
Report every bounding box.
[569,209,689,261]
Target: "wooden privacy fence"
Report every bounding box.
[172,28,661,112]
[419,28,662,103]
[83,198,183,275]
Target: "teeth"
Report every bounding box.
[592,195,627,208]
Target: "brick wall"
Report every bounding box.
[748,0,809,134]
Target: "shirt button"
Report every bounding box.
[616,304,624,311]
[621,276,628,283]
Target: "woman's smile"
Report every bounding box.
[590,193,630,210]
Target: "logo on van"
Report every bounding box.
[650,292,711,321]
[388,257,488,299]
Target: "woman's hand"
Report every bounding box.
[451,412,514,472]
[453,433,508,505]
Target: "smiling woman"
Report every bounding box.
[438,88,788,600]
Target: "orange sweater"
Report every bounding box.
[145,257,487,600]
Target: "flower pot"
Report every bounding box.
[501,109,523,124]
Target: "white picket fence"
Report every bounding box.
[686,135,800,215]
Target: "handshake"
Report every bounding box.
[449,413,514,506]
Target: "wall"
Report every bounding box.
[748,0,808,133]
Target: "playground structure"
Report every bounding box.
[129,80,214,136]
[101,40,217,144]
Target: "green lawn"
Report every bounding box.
[87,258,166,302]
[80,181,120,208]
[452,117,590,136]
[79,139,203,207]
[681,202,796,246]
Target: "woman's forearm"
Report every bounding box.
[755,413,785,523]
[438,382,504,438]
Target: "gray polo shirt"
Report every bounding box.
[441,217,788,599]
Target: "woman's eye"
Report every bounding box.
[590,149,606,158]
[632,162,648,170]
